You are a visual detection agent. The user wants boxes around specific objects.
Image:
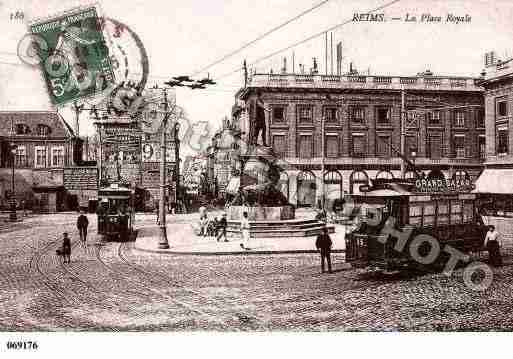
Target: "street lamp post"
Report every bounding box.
[156,74,215,248]
[9,116,17,222]
[174,124,180,213]
[158,88,171,249]
[9,143,17,222]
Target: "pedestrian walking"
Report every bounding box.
[217,213,228,242]
[240,211,250,250]
[61,232,71,264]
[315,226,333,273]
[484,225,503,267]
[155,201,160,225]
[77,210,89,244]
[199,210,208,236]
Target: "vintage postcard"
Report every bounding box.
[0,0,512,357]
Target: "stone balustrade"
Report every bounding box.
[248,73,483,92]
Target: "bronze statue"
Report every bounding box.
[252,93,270,146]
[229,146,288,207]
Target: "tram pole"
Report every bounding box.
[321,113,325,209]
[158,88,170,249]
[400,87,406,178]
[9,117,17,222]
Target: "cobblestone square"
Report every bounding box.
[1,213,513,331]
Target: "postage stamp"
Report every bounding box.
[29,5,115,106]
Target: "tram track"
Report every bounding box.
[28,236,123,330]
[0,226,77,330]
[96,242,228,329]
[24,236,93,329]
[117,242,267,330]
[93,242,213,329]
[28,238,73,306]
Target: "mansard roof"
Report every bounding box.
[0,111,74,138]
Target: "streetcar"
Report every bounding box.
[97,183,135,241]
[344,178,488,272]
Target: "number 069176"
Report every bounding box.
[6,341,38,350]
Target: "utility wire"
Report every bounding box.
[215,0,401,80]
[190,0,334,77]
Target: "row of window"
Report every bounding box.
[272,133,486,159]
[14,124,52,136]
[291,169,469,183]
[495,97,510,155]
[409,200,474,226]
[286,169,469,200]
[12,146,65,168]
[496,126,508,155]
[270,105,485,127]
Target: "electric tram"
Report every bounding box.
[97,183,135,241]
[345,178,488,271]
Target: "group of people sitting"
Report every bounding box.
[198,209,228,242]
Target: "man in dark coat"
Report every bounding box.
[315,226,333,273]
[216,213,228,242]
[77,210,89,243]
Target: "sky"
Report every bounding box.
[1,0,513,158]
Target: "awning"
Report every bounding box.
[226,177,240,195]
[474,169,513,194]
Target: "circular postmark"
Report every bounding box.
[84,17,150,116]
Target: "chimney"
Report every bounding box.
[281,57,287,74]
[484,51,497,68]
[311,57,318,74]
[336,42,342,75]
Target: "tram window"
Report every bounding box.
[410,205,422,217]
[424,204,435,215]
[437,202,449,225]
[462,201,473,223]
[424,204,435,226]
[451,201,462,223]
[438,202,449,214]
[409,205,423,226]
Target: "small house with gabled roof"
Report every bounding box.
[0,111,81,212]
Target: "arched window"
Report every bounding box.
[297,171,316,207]
[427,169,445,181]
[324,170,343,202]
[15,123,30,135]
[36,124,51,137]
[350,170,369,194]
[452,170,470,182]
[376,170,394,180]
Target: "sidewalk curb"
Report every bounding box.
[133,243,345,256]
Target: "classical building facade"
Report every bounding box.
[205,116,242,198]
[236,72,485,207]
[475,58,513,216]
[0,111,79,212]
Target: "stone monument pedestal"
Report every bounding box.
[223,145,333,238]
[227,205,294,221]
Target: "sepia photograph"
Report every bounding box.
[0,0,512,357]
